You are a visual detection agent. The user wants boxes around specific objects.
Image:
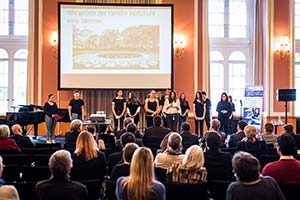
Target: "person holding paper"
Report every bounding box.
[44,94,58,143]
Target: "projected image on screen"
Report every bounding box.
[59,4,173,89]
[72,25,160,70]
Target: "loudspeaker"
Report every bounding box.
[276,89,296,102]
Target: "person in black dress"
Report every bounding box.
[179,93,190,130]
[228,95,236,134]
[202,91,211,130]
[112,90,127,131]
[68,90,85,121]
[216,92,232,135]
[193,91,206,138]
[44,94,58,143]
[126,91,141,126]
[144,90,160,127]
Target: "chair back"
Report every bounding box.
[164,182,209,200]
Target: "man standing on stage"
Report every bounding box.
[68,90,85,121]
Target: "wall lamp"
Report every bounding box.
[174,33,186,57]
[50,31,58,49]
[275,36,290,59]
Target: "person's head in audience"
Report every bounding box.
[87,126,96,136]
[121,147,155,200]
[276,133,296,156]
[0,185,20,200]
[237,120,248,132]
[11,124,23,135]
[153,115,163,127]
[49,150,73,178]
[120,132,136,149]
[232,151,261,182]
[183,145,204,169]
[0,124,10,139]
[210,119,221,132]
[70,119,83,132]
[205,131,221,150]
[126,123,137,134]
[181,122,191,132]
[73,89,80,100]
[264,122,274,134]
[167,132,182,152]
[123,117,134,129]
[75,131,99,161]
[244,125,257,141]
[283,124,295,135]
[103,124,114,134]
[123,143,139,164]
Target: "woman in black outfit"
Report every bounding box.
[216,92,232,135]
[193,91,206,138]
[179,93,190,130]
[44,94,58,143]
[126,91,141,125]
[144,90,160,127]
[112,90,127,131]
[228,95,235,134]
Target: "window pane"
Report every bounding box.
[13,60,27,106]
[209,0,225,38]
[0,49,8,58]
[229,0,247,38]
[14,49,28,59]
[0,58,8,114]
[0,0,9,35]
[211,51,224,61]
[210,62,224,116]
[296,0,300,39]
[14,0,29,36]
[229,51,246,61]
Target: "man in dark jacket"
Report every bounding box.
[228,120,247,147]
[180,122,198,152]
[10,124,34,149]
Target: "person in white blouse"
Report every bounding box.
[163,90,181,132]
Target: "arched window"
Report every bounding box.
[14,49,28,106]
[0,49,9,114]
[295,0,300,116]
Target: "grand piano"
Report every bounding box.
[6,105,70,138]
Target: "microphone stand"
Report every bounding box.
[240,100,243,120]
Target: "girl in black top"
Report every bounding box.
[126,91,141,125]
[216,92,232,135]
[144,90,160,127]
[44,94,58,143]
[228,95,236,134]
[193,91,206,138]
[179,93,190,131]
[112,90,127,131]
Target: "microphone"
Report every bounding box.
[240,100,243,106]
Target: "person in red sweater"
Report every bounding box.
[0,124,21,152]
[262,133,300,184]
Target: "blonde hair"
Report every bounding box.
[244,125,257,138]
[98,139,105,150]
[0,185,20,200]
[0,124,10,139]
[75,131,99,160]
[122,147,155,200]
[183,145,204,169]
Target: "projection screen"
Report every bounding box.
[58,3,173,89]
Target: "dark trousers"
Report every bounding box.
[204,115,210,130]
[219,114,229,135]
[166,113,179,132]
[178,114,188,131]
[113,116,124,131]
[229,118,234,134]
[126,115,140,126]
[195,119,204,138]
[146,116,154,127]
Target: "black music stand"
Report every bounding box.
[276,89,296,124]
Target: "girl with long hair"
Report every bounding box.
[163,90,181,132]
[116,147,166,200]
[44,94,58,144]
[179,93,190,130]
[126,91,141,125]
[193,91,206,138]
[112,90,127,131]
[216,92,232,135]
[144,90,160,127]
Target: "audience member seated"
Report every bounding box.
[72,131,107,181]
[210,119,226,147]
[0,185,20,200]
[86,126,97,140]
[111,143,139,181]
[262,133,300,184]
[283,124,300,149]
[36,150,88,200]
[0,124,21,152]
[0,156,5,185]
[116,147,165,200]
[116,131,142,152]
[204,131,234,181]
[180,122,199,151]
[143,115,171,150]
[226,151,285,200]
[228,120,247,147]
[126,123,142,139]
[115,117,134,139]
[157,132,171,154]
[108,132,136,175]
[167,145,207,184]
[98,125,116,150]
[10,124,34,149]
[237,125,268,156]
[261,122,277,146]
[65,119,83,148]
[154,132,184,169]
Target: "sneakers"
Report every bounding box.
[46,140,52,144]
[51,139,56,143]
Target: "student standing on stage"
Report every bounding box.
[126,91,141,125]
[144,90,160,128]
[202,91,211,130]
[228,95,236,134]
[112,90,127,131]
[193,91,206,138]
[44,94,58,144]
[163,90,181,132]
[216,92,232,135]
[68,90,85,121]
[179,93,190,130]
